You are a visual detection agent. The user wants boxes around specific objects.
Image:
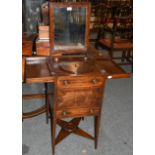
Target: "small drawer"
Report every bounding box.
[56,107,100,119]
[57,76,105,89]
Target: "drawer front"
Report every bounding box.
[57,76,105,89]
[56,87,103,109]
[56,107,100,119]
[36,47,50,56]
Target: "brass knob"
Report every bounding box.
[62,111,67,116]
[92,79,97,84]
[63,80,69,85]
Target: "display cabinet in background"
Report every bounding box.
[22,0,46,34]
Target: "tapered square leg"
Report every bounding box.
[45,83,49,124]
[50,116,56,155]
[94,115,101,149]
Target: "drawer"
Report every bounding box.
[56,87,103,109]
[57,76,105,89]
[56,107,100,119]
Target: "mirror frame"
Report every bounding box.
[49,2,91,56]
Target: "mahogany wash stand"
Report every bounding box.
[23,2,130,155]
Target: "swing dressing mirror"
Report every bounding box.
[49,2,90,55]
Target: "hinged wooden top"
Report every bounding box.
[25,48,129,84]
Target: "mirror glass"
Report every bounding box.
[54,7,86,50]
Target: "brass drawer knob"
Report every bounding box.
[63,80,69,85]
[92,79,97,84]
